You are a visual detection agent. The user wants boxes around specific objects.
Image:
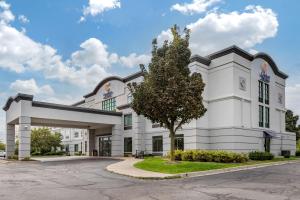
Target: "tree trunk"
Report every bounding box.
[169,129,175,161]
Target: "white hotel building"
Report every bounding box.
[3,46,296,160]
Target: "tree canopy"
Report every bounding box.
[286,110,300,140]
[31,128,62,155]
[128,25,207,160]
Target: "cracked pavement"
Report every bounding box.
[0,158,299,200]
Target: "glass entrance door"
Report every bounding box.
[99,136,111,156]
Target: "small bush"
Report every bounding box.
[296,151,300,157]
[21,157,31,161]
[181,150,194,161]
[174,150,183,161]
[44,151,65,156]
[249,151,274,161]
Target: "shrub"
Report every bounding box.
[43,151,65,156]
[174,150,183,161]
[181,150,194,161]
[296,151,300,157]
[249,151,274,161]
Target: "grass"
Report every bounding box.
[134,156,298,174]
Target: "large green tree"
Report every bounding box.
[128,25,207,161]
[286,110,300,141]
[31,128,62,155]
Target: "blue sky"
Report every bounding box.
[0,0,300,140]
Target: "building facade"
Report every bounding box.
[3,46,296,160]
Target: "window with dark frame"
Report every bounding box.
[152,136,163,153]
[124,114,132,130]
[102,97,116,111]
[264,83,269,105]
[258,81,264,103]
[259,105,264,127]
[265,107,270,128]
[85,141,87,153]
[74,144,79,152]
[175,134,184,150]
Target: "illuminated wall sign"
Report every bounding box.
[260,62,270,83]
[103,82,113,99]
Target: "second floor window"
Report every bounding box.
[124,114,132,130]
[74,132,79,138]
[265,107,270,128]
[258,81,263,103]
[102,97,116,111]
[264,83,269,104]
[127,94,133,103]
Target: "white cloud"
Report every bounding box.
[0,1,14,24]
[119,53,151,68]
[80,0,121,22]
[10,79,54,96]
[18,15,29,24]
[158,5,278,55]
[171,0,221,15]
[286,84,300,116]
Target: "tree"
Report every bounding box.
[0,141,5,151]
[286,110,300,141]
[128,25,207,161]
[31,128,62,155]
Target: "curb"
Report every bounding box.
[178,160,300,178]
[107,159,300,180]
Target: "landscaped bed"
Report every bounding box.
[134,156,298,174]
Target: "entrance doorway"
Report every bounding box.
[98,136,111,156]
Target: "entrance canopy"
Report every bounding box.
[3,93,123,160]
[3,93,122,129]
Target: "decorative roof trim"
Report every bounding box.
[32,101,123,116]
[190,45,288,79]
[83,71,144,98]
[190,55,211,66]
[3,93,33,111]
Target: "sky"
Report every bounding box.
[0,0,300,141]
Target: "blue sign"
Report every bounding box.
[103,91,113,99]
[260,72,270,83]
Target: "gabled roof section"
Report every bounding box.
[190,45,288,79]
[83,70,144,98]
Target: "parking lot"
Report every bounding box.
[0,158,300,200]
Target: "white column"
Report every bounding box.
[111,124,123,156]
[132,113,145,154]
[6,124,15,159]
[18,116,31,160]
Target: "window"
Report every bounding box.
[152,136,163,153]
[152,123,161,128]
[175,134,184,150]
[85,141,87,153]
[258,81,264,103]
[74,144,79,152]
[265,107,270,128]
[124,137,132,154]
[124,114,132,130]
[259,105,264,127]
[102,97,116,111]
[74,132,79,138]
[127,94,133,103]
[264,83,269,104]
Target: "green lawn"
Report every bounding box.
[134,156,298,174]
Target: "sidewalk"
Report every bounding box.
[106,158,177,179]
[32,156,122,163]
[106,158,300,179]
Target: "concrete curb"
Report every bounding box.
[107,159,300,180]
[178,160,300,178]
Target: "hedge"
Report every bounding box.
[248,151,274,161]
[170,150,249,163]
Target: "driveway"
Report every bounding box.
[0,159,299,200]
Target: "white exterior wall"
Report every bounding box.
[23,47,294,157]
